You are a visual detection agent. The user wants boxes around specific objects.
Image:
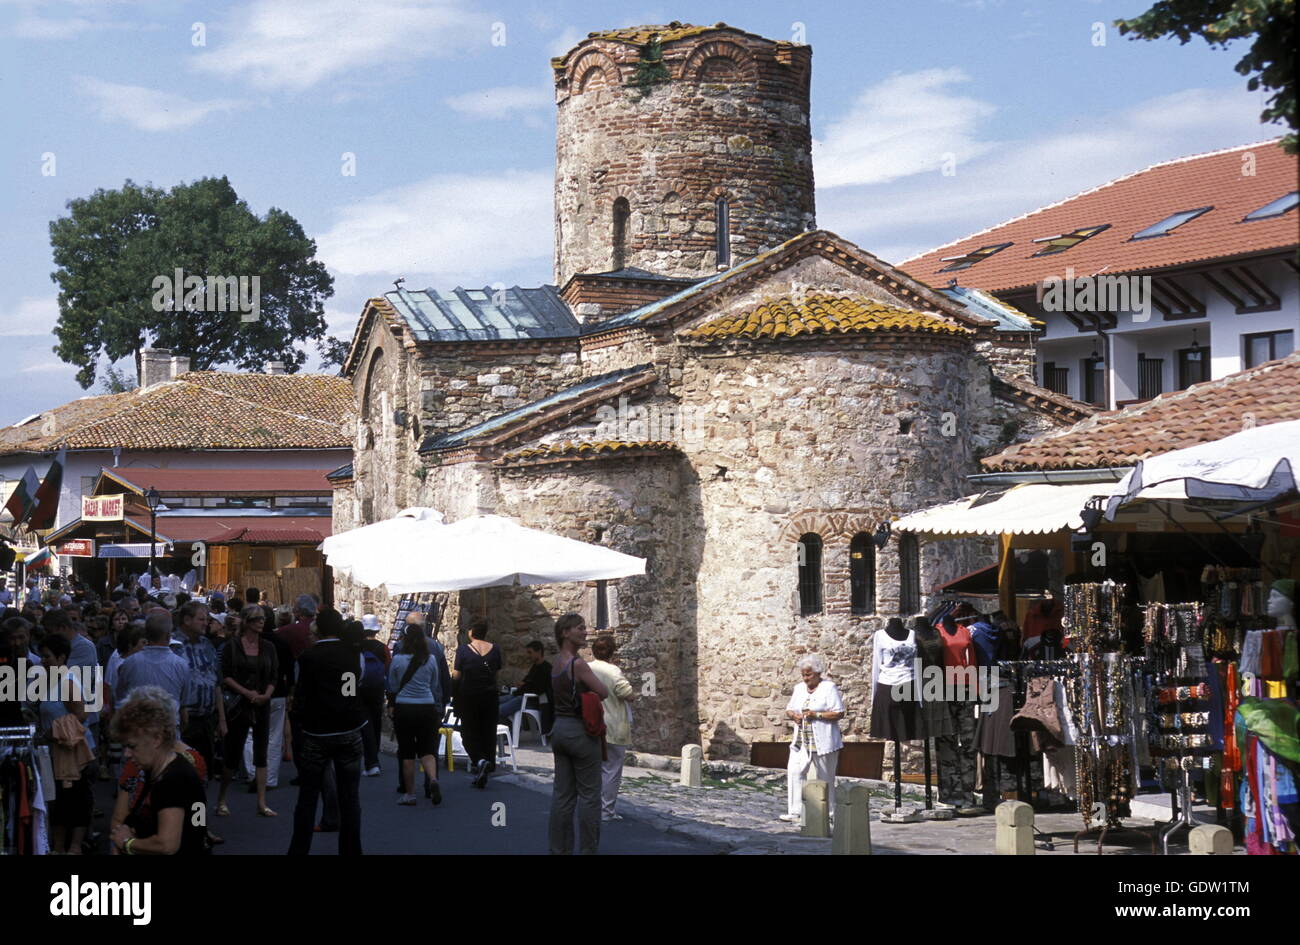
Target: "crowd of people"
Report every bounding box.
[0,574,640,855]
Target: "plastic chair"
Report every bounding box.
[511,692,549,748]
[438,707,465,772]
[496,723,517,771]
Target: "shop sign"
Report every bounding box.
[55,539,95,557]
[82,494,125,521]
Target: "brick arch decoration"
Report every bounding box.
[781,510,880,543]
[680,40,758,82]
[569,50,621,93]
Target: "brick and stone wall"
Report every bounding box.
[553,28,815,286]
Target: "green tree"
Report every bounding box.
[49,176,334,388]
[315,334,351,371]
[1116,0,1297,152]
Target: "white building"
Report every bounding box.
[904,141,1299,410]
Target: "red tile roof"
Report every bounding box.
[902,140,1298,293]
[128,515,331,544]
[0,372,353,453]
[982,352,1300,471]
[100,468,333,495]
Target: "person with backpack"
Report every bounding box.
[356,616,390,776]
[389,624,444,806]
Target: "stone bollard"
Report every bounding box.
[1189,824,1233,855]
[994,800,1034,855]
[679,744,702,788]
[832,783,872,855]
[801,780,830,838]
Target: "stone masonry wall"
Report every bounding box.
[554,29,815,286]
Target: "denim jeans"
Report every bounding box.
[288,730,363,855]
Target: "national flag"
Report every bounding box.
[24,547,53,570]
[27,449,66,531]
[2,466,41,526]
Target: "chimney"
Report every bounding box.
[170,355,190,378]
[137,348,173,388]
[265,360,286,375]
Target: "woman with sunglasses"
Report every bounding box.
[215,605,279,817]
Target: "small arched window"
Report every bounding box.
[612,197,630,271]
[715,196,731,267]
[797,533,823,616]
[898,533,921,615]
[850,532,875,616]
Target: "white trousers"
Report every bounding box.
[601,744,627,817]
[787,748,839,819]
[244,696,287,787]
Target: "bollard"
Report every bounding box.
[832,783,872,855]
[801,780,830,838]
[679,744,702,787]
[994,800,1034,855]
[1189,824,1233,855]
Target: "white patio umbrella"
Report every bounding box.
[321,511,645,594]
[1104,419,1300,520]
[318,507,446,588]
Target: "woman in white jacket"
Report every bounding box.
[781,656,845,824]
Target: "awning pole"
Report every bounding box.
[998,533,1016,617]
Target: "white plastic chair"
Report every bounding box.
[495,723,517,771]
[511,692,549,747]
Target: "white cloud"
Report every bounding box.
[813,68,999,189]
[76,76,246,132]
[546,26,586,58]
[444,85,551,121]
[814,83,1275,266]
[192,0,491,93]
[0,297,57,338]
[316,170,552,282]
[12,14,97,38]
[20,361,71,375]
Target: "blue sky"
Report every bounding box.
[0,0,1283,424]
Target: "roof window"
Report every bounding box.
[1130,206,1212,240]
[1030,224,1110,257]
[939,242,1013,272]
[1242,191,1298,222]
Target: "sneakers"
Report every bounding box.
[363,766,382,777]
[601,813,623,822]
[472,759,489,789]
[398,794,418,806]
[778,813,799,823]
[428,781,442,806]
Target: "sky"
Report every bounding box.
[0,0,1285,425]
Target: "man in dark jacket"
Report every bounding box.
[287,607,365,855]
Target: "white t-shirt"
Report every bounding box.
[872,629,918,688]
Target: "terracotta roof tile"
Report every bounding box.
[902,141,1298,293]
[0,372,353,453]
[684,294,969,340]
[982,352,1300,471]
[992,375,1097,423]
[495,440,679,466]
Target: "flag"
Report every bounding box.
[2,466,41,526]
[27,449,66,531]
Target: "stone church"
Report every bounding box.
[333,23,1086,759]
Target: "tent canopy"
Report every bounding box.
[892,483,1110,538]
[1105,419,1300,519]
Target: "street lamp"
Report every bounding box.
[145,487,162,588]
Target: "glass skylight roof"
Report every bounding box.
[1243,191,1298,221]
[1130,206,1212,240]
[1030,224,1111,257]
[939,242,1013,272]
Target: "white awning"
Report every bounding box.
[892,483,1111,538]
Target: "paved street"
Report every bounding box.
[94,758,725,856]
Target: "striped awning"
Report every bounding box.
[97,542,172,559]
[892,483,1111,538]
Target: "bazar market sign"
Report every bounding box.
[82,494,125,521]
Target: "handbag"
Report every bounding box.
[569,659,608,760]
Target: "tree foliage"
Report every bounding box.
[49,177,334,388]
[1116,0,1297,152]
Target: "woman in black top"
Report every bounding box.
[110,692,208,855]
[453,621,502,789]
[216,606,279,817]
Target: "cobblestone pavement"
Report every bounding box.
[498,741,1217,855]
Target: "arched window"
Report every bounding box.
[797,533,823,616]
[612,197,630,270]
[715,196,731,267]
[898,533,921,615]
[850,532,875,616]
